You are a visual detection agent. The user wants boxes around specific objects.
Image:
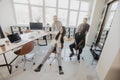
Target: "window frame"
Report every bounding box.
[12,0,90,27]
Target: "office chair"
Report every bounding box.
[69,49,78,60]
[70,49,84,63]
[49,46,57,66]
[14,41,35,71]
[49,44,64,66]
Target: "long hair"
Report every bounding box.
[55,26,66,44]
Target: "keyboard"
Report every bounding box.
[13,40,21,43]
[16,40,27,44]
[29,36,35,39]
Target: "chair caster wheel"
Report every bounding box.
[15,66,18,68]
[22,59,24,61]
[33,63,35,65]
[70,58,72,60]
[23,69,26,71]
[49,64,51,66]
[82,57,84,60]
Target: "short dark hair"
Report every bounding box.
[84,18,87,21]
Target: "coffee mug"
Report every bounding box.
[5,40,10,46]
[0,44,6,51]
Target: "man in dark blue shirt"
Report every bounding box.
[69,26,85,62]
[69,18,90,62]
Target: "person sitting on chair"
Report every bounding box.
[34,26,66,75]
[69,26,85,62]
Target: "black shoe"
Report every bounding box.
[77,55,80,61]
[59,70,64,75]
[69,53,74,57]
[59,66,64,75]
[34,64,42,72]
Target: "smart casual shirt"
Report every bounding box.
[52,21,62,31]
[74,32,85,47]
[78,23,90,34]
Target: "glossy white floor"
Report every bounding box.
[0,40,99,80]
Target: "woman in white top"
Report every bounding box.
[34,26,66,75]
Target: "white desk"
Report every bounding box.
[0,30,54,74]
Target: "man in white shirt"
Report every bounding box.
[52,15,62,31]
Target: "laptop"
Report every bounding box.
[7,33,21,43]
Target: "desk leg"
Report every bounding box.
[0,55,19,74]
[3,54,12,74]
[10,55,19,65]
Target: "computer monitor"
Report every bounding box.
[30,22,43,30]
[0,26,5,39]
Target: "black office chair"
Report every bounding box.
[69,41,85,62]
[14,41,35,71]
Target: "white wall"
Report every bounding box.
[96,1,120,80]
[86,0,106,46]
[104,49,120,80]
[0,0,15,33]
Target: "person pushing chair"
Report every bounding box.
[34,26,66,75]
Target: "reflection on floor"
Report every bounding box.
[0,41,99,80]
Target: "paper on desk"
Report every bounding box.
[49,31,58,35]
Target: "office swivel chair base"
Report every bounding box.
[69,50,84,63]
[15,56,35,71]
[49,56,56,66]
[49,54,64,66]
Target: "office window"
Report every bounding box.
[45,0,56,7]
[58,9,68,26]
[105,1,119,29]
[105,12,114,29]
[111,1,119,11]
[31,7,43,22]
[58,0,69,9]
[69,11,77,27]
[13,0,91,26]
[78,12,88,25]
[70,0,80,10]
[13,0,28,4]
[45,8,56,25]
[14,4,30,25]
[30,0,43,6]
[80,1,89,11]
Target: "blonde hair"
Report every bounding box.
[53,15,57,18]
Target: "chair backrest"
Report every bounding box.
[19,41,34,55]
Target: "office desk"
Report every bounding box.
[0,30,55,74]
